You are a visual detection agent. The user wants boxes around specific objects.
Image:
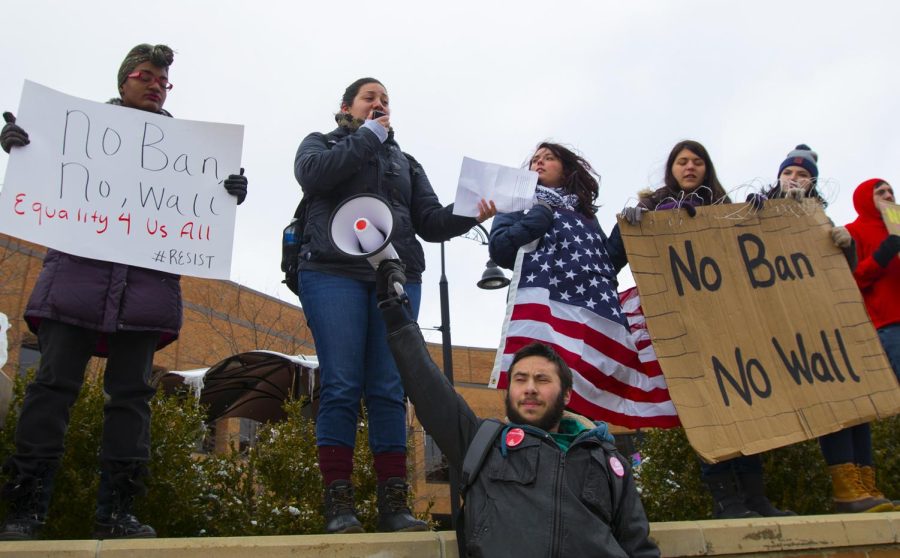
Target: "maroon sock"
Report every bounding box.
[318,445,354,486]
[374,451,407,482]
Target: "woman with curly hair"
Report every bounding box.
[489,141,608,269]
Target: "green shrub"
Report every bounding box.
[634,422,899,522]
[871,415,900,498]
[633,428,709,521]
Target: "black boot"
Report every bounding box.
[703,473,762,519]
[0,461,56,541]
[376,477,428,532]
[93,462,156,539]
[323,480,364,534]
[739,472,796,517]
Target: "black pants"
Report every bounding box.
[9,320,159,475]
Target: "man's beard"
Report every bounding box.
[505,389,567,432]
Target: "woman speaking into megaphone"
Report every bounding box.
[293,77,495,534]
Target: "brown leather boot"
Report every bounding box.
[828,463,894,513]
[858,466,899,510]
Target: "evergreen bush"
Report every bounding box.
[634,420,897,522]
[0,371,427,537]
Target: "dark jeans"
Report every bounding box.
[700,454,763,477]
[8,319,159,475]
[818,423,872,466]
[878,323,900,384]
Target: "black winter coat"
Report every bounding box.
[293,126,476,282]
[381,303,660,558]
[25,250,182,356]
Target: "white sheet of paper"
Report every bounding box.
[0,81,243,279]
[453,156,538,216]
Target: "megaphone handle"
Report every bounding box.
[392,281,405,297]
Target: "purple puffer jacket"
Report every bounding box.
[25,249,183,356]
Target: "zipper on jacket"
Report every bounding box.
[550,445,564,557]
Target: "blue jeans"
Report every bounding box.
[877,323,900,385]
[298,270,421,453]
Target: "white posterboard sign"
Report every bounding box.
[0,81,243,279]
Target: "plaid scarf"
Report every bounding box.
[535,185,579,211]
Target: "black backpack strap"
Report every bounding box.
[460,419,503,490]
[456,419,503,558]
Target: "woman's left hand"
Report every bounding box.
[476,199,497,222]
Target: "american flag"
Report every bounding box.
[489,208,679,429]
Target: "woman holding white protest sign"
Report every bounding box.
[0,43,249,540]
[292,77,494,534]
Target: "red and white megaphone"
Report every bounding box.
[328,193,399,269]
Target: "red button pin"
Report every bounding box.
[506,428,525,447]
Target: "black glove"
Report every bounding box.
[224,168,248,205]
[375,259,408,307]
[1,112,30,153]
[873,235,900,268]
[746,193,766,211]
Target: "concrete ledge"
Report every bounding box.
[651,512,900,556]
[0,513,897,557]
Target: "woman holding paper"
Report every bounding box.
[293,77,494,534]
[489,142,613,269]
[0,43,248,540]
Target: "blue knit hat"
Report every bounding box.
[778,144,818,180]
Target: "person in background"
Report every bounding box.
[293,77,494,534]
[0,43,249,540]
[616,140,792,519]
[833,176,900,512]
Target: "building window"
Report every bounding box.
[424,434,449,483]
[239,417,260,453]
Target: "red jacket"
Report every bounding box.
[846,178,900,329]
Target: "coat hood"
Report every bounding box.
[852,178,887,221]
[847,178,889,241]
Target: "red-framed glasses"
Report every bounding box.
[126,70,173,91]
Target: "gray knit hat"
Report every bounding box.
[117,44,175,88]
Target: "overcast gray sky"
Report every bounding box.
[1,0,898,349]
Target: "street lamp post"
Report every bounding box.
[436,240,459,527]
[436,224,508,529]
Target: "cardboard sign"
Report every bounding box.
[881,201,900,236]
[618,200,900,462]
[0,81,243,279]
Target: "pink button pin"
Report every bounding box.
[609,456,625,477]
